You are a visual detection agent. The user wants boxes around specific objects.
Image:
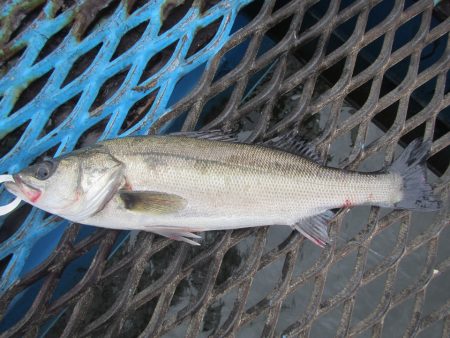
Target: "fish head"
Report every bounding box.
[5,157,68,208]
[5,148,124,221]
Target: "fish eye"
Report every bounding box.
[34,161,55,180]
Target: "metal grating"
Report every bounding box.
[0,0,449,337]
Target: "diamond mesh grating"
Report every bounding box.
[0,0,449,337]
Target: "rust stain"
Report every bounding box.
[133,79,158,92]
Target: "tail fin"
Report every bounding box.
[390,139,440,211]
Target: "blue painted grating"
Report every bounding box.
[0,0,253,294]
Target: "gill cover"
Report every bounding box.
[63,149,125,222]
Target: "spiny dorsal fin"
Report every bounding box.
[119,191,187,214]
[169,130,239,142]
[170,129,321,162]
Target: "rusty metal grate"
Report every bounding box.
[0,0,449,337]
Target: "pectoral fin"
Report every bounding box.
[119,191,187,214]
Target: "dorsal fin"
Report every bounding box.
[169,129,321,163]
[169,130,239,142]
[262,131,322,163]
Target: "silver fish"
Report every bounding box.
[4,131,440,246]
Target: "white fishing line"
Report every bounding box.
[0,175,22,215]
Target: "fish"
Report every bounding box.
[3,131,441,247]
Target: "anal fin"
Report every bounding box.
[292,210,334,247]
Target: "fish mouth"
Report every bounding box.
[5,175,41,203]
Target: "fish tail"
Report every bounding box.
[390,139,441,211]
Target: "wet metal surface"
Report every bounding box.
[0,0,449,337]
